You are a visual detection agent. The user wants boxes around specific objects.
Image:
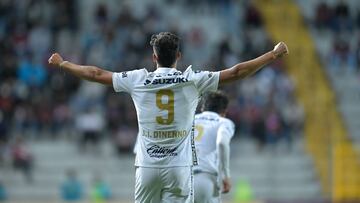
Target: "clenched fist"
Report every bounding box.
[48,53,64,67]
[273,42,289,58]
[222,177,231,194]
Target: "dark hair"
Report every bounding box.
[150,32,180,67]
[202,91,229,114]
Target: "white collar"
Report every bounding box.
[202,111,220,117]
[155,67,177,73]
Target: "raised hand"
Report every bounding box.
[273,42,289,58]
[48,53,64,67]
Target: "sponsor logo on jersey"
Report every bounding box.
[143,77,189,85]
[146,145,178,158]
[121,72,128,78]
[144,79,151,85]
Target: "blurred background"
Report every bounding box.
[0,0,359,202]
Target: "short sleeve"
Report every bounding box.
[216,119,235,178]
[218,119,235,140]
[112,69,144,93]
[185,67,220,95]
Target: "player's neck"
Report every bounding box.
[156,63,176,69]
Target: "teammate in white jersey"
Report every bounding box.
[48,32,289,203]
[193,91,234,203]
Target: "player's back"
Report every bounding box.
[112,66,219,167]
[134,69,198,133]
[194,111,234,174]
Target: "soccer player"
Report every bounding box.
[48,32,288,203]
[193,91,234,203]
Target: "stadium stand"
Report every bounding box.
[0,138,320,202]
[282,0,360,201]
[296,0,360,200]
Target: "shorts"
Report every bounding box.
[194,172,220,203]
[135,166,193,203]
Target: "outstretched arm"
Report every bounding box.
[48,53,113,85]
[219,42,289,85]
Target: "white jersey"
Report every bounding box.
[193,111,235,175]
[112,66,219,167]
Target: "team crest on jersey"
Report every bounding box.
[147,145,178,158]
[121,72,128,78]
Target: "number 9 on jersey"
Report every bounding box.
[156,90,175,125]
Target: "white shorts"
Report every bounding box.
[194,172,221,203]
[135,166,194,203]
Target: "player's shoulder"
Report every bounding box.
[220,117,235,129]
[183,65,194,76]
[183,65,205,77]
[195,113,200,118]
[195,111,222,124]
[128,68,148,80]
[115,68,147,78]
[131,68,148,75]
[195,112,203,120]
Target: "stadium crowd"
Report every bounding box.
[313,1,360,73]
[306,0,360,143]
[0,0,303,182]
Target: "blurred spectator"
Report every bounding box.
[75,108,105,153]
[314,1,353,32]
[0,140,9,167]
[0,83,14,131]
[218,38,231,66]
[184,27,207,66]
[0,111,8,144]
[244,2,262,27]
[0,181,6,201]
[94,4,108,25]
[0,39,17,80]
[333,1,353,32]
[52,0,78,31]
[357,9,360,28]
[113,127,137,155]
[11,137,34,183]
[52,103,72,137]
[315,2,334,29]
[11,136,34,183]
[329,36,357,73]
[356,40,360,71]
[281,98,304,137]
[61,169,83,202]
[250,107,266,151]
[17,53,47,87]
[28,21,52,62]
[90,173,111,203]
[265,107,282,145]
